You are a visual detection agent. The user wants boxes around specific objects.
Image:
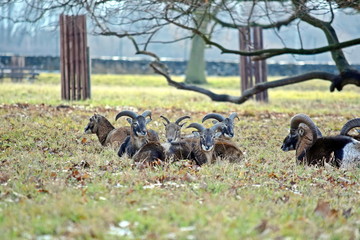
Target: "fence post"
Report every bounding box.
[239,26,268,102]
[59,14,91,100]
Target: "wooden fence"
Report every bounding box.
[239,27,268,102]
[0,56,38,82]
[60,14,90,100]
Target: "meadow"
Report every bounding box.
[0,73,360,239]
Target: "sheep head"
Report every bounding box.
[202,112,239,139]
[187,122,223,152]
[84,114,99,134]
[160,115,190,142]
[281,128,298,152]
[84,114,113,134]
[116,110,152,138]
[282,114,320,161]
[281,114,323,153]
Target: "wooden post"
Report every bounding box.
[11,56,25,82]
[239,27,249,94]
[60,15,66,99]
[60,14,90,100]
[258,27,268,102]
[239,26,268,102]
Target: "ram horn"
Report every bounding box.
[290,114,318,141]
[340,118,360,136]
[115,110,138,121]
[229,112,239,121]
[210,122,224,132]
[141,110,152,119]
[160,115,170,124]
[202,113,225,123]
[187,123,206,132]
[175,115,191,125]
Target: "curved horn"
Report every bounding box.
[115,110,138,121]
[290,114,318,141]
[340,118,360,135]
[141,110,152,119]
[187,123,206,132]
[175,115,191,125]
[210,122,224,132]
[202,113,225,123]
[229,112,239,121]
[160,115,170,124]
[316,127,323,138]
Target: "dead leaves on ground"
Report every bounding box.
[0,171,10,184]
[80,137,88,144]
[66,160,91,183]
[68,170,91,182]
[314,200,339,219]
[314,200,352,220]
[254,219,280,236]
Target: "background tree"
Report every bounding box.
[1,0,360,104]
[184,8,209,84]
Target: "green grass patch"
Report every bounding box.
[0,74,359,239]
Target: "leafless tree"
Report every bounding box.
[2,0,360,104]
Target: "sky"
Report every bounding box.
[0,7,359,65]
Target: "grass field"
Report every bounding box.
[0,73,360,239]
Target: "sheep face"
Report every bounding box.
[128,116,149,138]
[281,130,298,152]
[187,122,222,153]
[160,115,190,143]
[222,118,235,139]
[84,115,100,134]
[199,129,217,152]
[282,123,314,158]
[164,123,181,142]
[202,113,238,139]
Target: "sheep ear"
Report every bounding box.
[212,120,219,124]
[126,118,133,124]
[215,132,222,138]
[298,128,305,137]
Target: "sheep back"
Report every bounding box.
[106,126,131,148]
[214,140,244,162]
[147,129,160,142]
[163,141,193,162]
[298,136,355,167]
[133,142,166,163]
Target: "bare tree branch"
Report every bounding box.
[212,8,298,30]
[128,36,160,61]
[149,60,359,104]
[163,10,360,60]
[291,0,352,72]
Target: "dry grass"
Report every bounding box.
[0,75,360,239]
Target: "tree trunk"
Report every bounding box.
[185,35,207,84]
[185,10,209,84]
